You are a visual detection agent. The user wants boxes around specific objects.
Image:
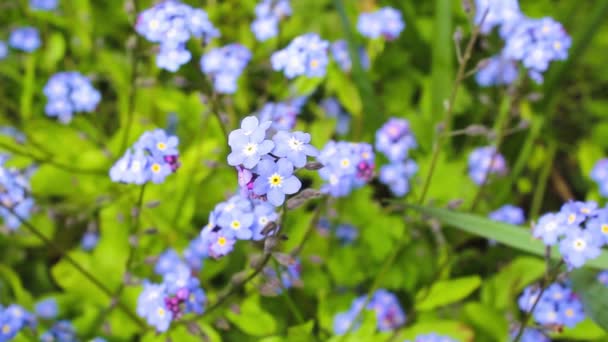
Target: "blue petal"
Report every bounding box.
[268,188,285,206]
[282,176,301,195]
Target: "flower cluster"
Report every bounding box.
[317,141,374,197]
[135,1,219,72]
[9,27,40,53]
[375,118,418,196]
[518,282,585,328]
[200,44,251,94]
[406,333,457,342]
[475,54,518,87]
[0,305,35,341]
[40,321,77,342]
[0,158,35,231]
[356,7,405,40]
[227,116,315,205]
[475,1,571,84]
[257,97,307,131]
[271,33,329,79]
[251,0,291,41]
[333,289,405,334]
[43,72,101,123]
[321,98,351,135]
[137,260,206,332]
[30,0,58,11]
[489,205,525,225]
[198,194,279,258]
[110,129,180,185]
[35,298,58,319]
[590,158,608,197]
[533,201,606,268]
[467,146,507,185]
[330,40,370,72]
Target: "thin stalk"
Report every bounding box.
[120,0,141,152]
[530,143,556,219]
[272,259,305,324]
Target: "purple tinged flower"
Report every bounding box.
[330,40,370,72]
[375,118,417,163]
[257,99,306,131]
[185,287,206,314]
[532,212,568,246]
[217,209,254,240]
[137,129,180,158]
[489,205,525,225]
[227,116,274,169]
[598,271,608,286]
[467,146,507,185]
[518,286,542,312]
[559,228,602,268]
[9,27,41,52]
[534,301,560,325]
[137,282,172,332]
[252,0,291,41]
[162,263,192,293]
[208,230,236,258]
[357,7,405,40]
[109,149,148,185]
[335,224,358,244]
[474,0,521,35]
[333,311,357,335]
[253,158,301,206]
[591,159,608,197]
[272,131,318,168]
[514,328,550,342]
[183,236,208,270]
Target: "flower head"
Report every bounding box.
[253,158,301,206]
[43,72,101,123]
[9,27,40,52]
[227,116,274,169]
[271,33,329,78]
[357,7,405,40]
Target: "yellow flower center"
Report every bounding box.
[230,220,241,230]
[218,236,227,246]
[310,59,319,68]
[2,325,10,334]
[601,224,608,234]
[269,173,283,187]
[157,142,167,151]
[574,239,586,250]
[340,158,350,168]
[565,308,574,317]
[568,213,576,224]
[157,307,165,317]
[151,163,161,173]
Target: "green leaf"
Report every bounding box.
[409,206,608,269]
[398,320,474,341]
[429,0,453,126]
[0,264,33,306]
[415,276,481,311]
[287,321,315,342]
[226,295,277,336]
[463,302,509,341]
[570,268,608,331]
[553,318,607,340]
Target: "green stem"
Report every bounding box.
[272,259,305,324]
[530,143,556,220]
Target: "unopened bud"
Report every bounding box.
[304,161,323,170]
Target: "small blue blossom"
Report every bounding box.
[0,41,8,60]
[333,311,357,335]
[251,202,278,240]
[182,236,208,271]
[257,98,306,131]
[34,299,58,319]
[185,287,206,314]
[41,320,77,342]
[357,7,404,40]
[597,270,608,286]
[375,118,417,163]
[591,158,608,197]
[468,146,507,185]
[110,129,180,185]
[0,159,35,230]
[532,212,568,246]
[560,200,597,225]
[228,116,274,169]
[136,1,219,72]
[335,224,358,244]
[217,208,254,240]
[272,131,318,168]
[251,0,291,41]
[476,54,519,87]
[207,230,236,258]
[321,98,351,135]
[43,72,101,123]
[253,158,301,206]
[489,205,525,225]
[405,333,457,342]
[9,27,41,52]
[81,231,99,251]
[559,228,602,268]
[30,0,58,10]
[137,282,172,332]
[474,0,521,35]
[155,249,183,276]
[201,44,251,94]
[379,160,417,197]
[271,33,329,79]
[317,141,375,197]
[333,289,405,335]
[330,40,370,72]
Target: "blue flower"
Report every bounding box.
[379,161,417,197]
[257,98,306,131]
[559,228,602,268]
[163,263,192,294]
[335,224,358,244]
[330,40,370,72]
[587,208,608,245]
[183,236,208,270]
[185,287,206,314]
[155,249,183,276]
[217,209,254,240]
[9,27,40,52]
[41,321,77,342]
[207,230,236,258]
[81,231,99,251]
[0,41,7,60]
[253,158,301,206]
[35,299,58,319]
[271,33,329,79]
[272,131,318,168]
[532,212,568,246]
[467,146,507,185]
[0,160,35,230]
[200,44,251,94]
[43,72,101,123]
[227,116,274,169]
[251,0,291,41]
[489,205,525,225]
[560,200,597,225]
[558,298,585,327]
[405,333,457,342]
[475,54,519,87]
[333,289,405,335]
[333,311,356,335]
[109,149,148,185]
[375,118,417,163]
[251,202,278,240]
[518,286,542,312]
[136,282,172,332]
[317,141,375,197]
[591,158,608,197]
[321,98,351,135]
[357,7,405,40]
[252,16,278,41]
[516,328,550,342]
[30,0,58,10]
[156,45,191,72]
[474,0,521,35]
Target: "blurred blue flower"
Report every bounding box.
[357,7,404,40]
[201,44,251,94]
[405,333,457,342]
[257,98,306,131]
[467,146,507,185]
[251,0,291,41]
[375,118,417,163]
[379,160,417,197]
[333,289,405,335]
[532,212,568,246]
[330,40,370,72]
[271,33,329,78]
[489,205,525,225]
[137,282,171,332]
[81,231,99,251]
[591,158,608,197]
[43,72,101,123]
[317,141,375,197]
[475,55,519,87]
[156,45,191,72]
[30,0,58,10]
[34,299,58,319]
[9,27,41,52]
[559,228,601,268]
[474,0,521,35]
[0,41,7,60]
